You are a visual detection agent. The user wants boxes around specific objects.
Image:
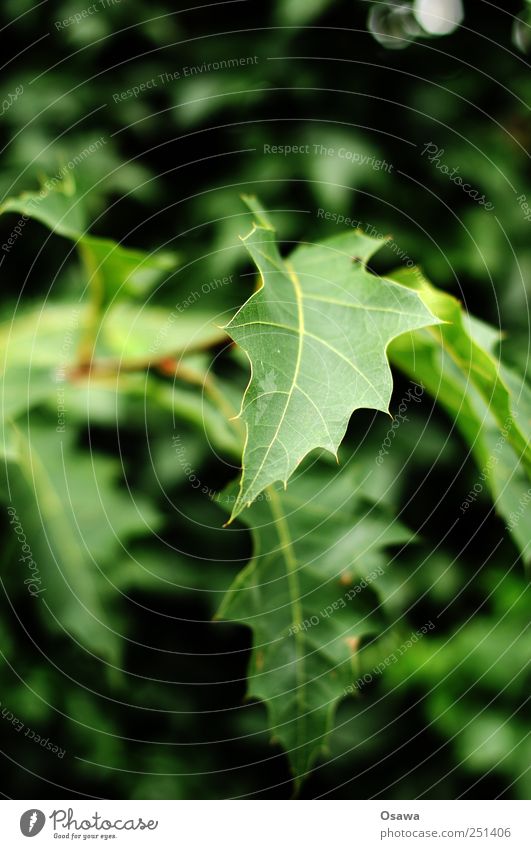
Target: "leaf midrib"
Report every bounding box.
[267,486,306,754]
[241,263,306,501]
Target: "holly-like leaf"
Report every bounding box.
[215,459,411,785]
[225,197,441,520]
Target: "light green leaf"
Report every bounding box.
[79,236,177,311]
[100,301,225,360]
[0,169,86,238]
[225,198,441,520]
[389,267,531,472]
[216,460,411,784]
[0,303,83,422]
[0,304,241,486]
[388,268,531,563]
[3,421,160,662]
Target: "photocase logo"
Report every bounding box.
[20,810,46,837]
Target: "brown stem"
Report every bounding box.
[68,332,231,380]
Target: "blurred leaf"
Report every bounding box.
[0,170,86,238]
[389,267,530,468]
[136,376,242,460]
[4,421,159,662]
[100,301,225,360]
[0,303,82,421]
[79,236,177,311]
[389,576,530,794]
[276,0,332,25]
[216,459,411,785]
[0,176,178,313]
[389,267,531,562]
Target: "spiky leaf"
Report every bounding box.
[216,460,411,783]
[225,198,440,519]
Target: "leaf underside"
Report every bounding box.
[225,199,441,520]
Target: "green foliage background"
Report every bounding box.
[0,0,529,798]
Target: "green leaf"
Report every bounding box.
[0,303,83,421]
[225,198,441,519]
[386,570,530,794]
[0,175,177,314]
[388,268,531,563]
[149,379,243,459]
[0,169,86,238]
[4,421,160,662]
[79,236,177,312]
[0,304,241,523]
[100,301,226,360]
[389,267,531,473]
[215,459,412,785]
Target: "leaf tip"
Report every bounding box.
[240,195,275,231]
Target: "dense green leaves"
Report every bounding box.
[1,0,529,803]
[0,181,229,448]
[2,186,528,791]
[226,199,440,519]
[385,567,530,798]
[216,460,411,783]
[214,212,530,781]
